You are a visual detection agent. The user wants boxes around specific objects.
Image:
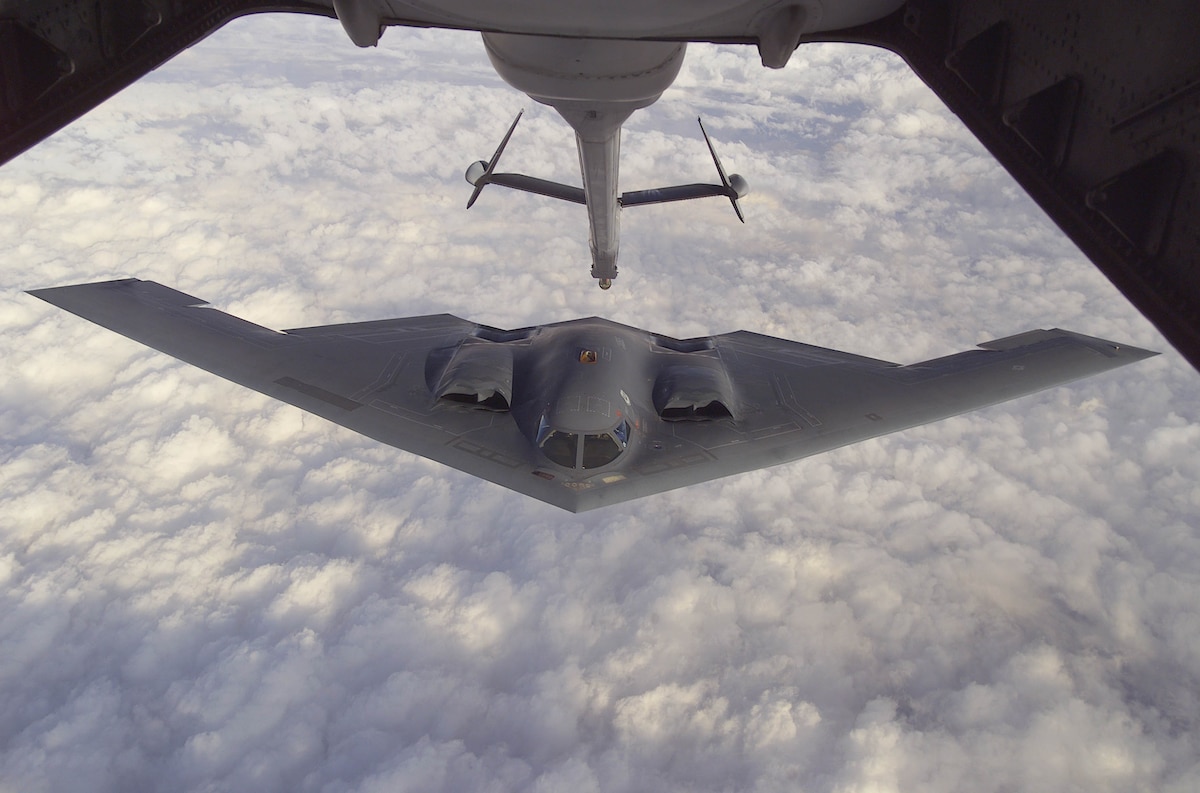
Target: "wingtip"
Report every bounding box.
[1121,345,1160,362]
[981,327,1160,364]
[27,278,142,304]
[27,278,214,316]
[1052,328,1159,362]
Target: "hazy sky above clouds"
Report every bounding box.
[2,13,1199,793]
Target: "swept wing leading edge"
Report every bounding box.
[30,279,1155,511]
[29,279,571,506]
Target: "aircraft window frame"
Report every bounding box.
[582,432,622,469]
[537,415,632,470]
[612,419,630,446]
[581,420,631,470]
[539,429,579,468]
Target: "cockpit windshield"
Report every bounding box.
[582,432,622,469]
[539,429,578,468]
[537,417,631,469]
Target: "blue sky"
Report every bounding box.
[1,14,1198,793]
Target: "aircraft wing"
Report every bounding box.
[30,279,1154,512]
[29,278,589,511]
[573,325,1155,510]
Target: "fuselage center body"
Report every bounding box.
[504,320,656,470]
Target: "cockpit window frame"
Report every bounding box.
[539,428,579,468]
[536,416,631,470]
[582,432,622,469]
[611,419,630,447]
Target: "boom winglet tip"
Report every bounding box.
[464,109,524,209]
[698,117,748,222]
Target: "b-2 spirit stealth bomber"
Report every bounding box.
[32,278,1155,512]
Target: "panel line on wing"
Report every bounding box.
[634,450,713,475]
[350,352,408,401]
[771,375,823,428]
[749,421,805,440]
[275,377,363,412]
[451,438,524,469]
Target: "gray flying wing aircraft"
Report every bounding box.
[31,279,1155,512]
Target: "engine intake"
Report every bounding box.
[653,364,737,421]
[427,339,514,411]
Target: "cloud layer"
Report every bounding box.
[1,15,1198,793]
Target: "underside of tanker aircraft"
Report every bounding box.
[2,1,1198,368]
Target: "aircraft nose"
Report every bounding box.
[551,394,621,433]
